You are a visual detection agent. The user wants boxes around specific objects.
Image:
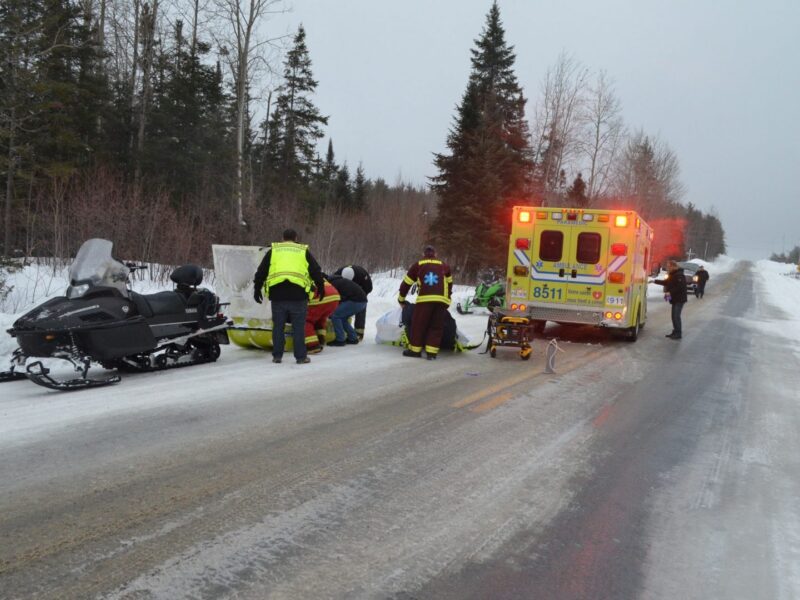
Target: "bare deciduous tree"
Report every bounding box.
[213,0,284,227]
[530,52,589,203]
[577,70,624,202]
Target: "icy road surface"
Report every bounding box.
[1,262,799,599]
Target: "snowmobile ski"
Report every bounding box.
[25,360,121,391]
[0,349,28,382]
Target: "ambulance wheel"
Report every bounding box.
[533,320,546,335]
[626,312,640,342]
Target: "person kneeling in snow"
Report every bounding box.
[397,245,453,360]
[327,274,368,346]
[305,279,340,354]
[333,265,372,340]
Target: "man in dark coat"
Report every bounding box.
[253,229,325,364]
[653,259,688,339]
[334,264,372,340]
[327,274,368,346]
[695,265,709,298]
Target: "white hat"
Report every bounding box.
[342,266,355,280]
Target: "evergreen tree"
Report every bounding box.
[352,163,367,212]
[142,20,232,200]
[566,172,587,207]
[262,25,327,208]
[430,2,533,273]
[334,162,352,209]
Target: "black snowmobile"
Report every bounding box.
[1,238,230,391]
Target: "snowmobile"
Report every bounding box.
[456,269,505,315]
[0,238,230,391]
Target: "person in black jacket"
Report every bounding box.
[253,229,325,363]
[327,274,368,346]
[334,265,372,340]
[695,265,709,298]
[653,260,688,339]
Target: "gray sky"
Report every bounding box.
[271,0,799,260]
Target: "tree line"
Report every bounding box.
[1,0,434,271]
[1,0,726,276]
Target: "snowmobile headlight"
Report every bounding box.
[67,283,89,299]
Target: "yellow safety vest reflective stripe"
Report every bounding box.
[265,242,311,293]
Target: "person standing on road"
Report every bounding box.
[253,228,325,364]
[398,245,453,360]
[334,264,372,340]
[654,259,688,340]
[327,274,368,346]
[695,265,709,298]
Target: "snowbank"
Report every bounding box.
[748,260,800,347]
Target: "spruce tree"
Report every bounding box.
[566,173,587,207]
[262,25,327,208]
[430,2,533,273]
[352,163,367,212]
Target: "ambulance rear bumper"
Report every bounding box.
[524,305,628,328]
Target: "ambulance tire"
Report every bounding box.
[532,320,546,336]
[626,310,641,342]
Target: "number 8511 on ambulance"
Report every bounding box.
[505,206,653,342]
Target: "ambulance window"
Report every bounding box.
[539,231,563,262]
[576,232,601,264]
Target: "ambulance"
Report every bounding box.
[505,206,653,341]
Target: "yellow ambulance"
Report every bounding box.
[505,206,653,341]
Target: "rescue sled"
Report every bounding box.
[211,244,337,349]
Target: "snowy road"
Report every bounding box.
[2,262,799,599]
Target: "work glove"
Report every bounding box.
[254,288,263,304]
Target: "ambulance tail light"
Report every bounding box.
[615,215,628,227]
[567,212,578,221]
[515,238,530,250]
[519,210,532,223]
[614,312,623,320]
[604,311,613,319]
[611,243,628,256]
[536,211,547,220]
[609,272,625,284]
[513,266,529,276]
[519,304,527,311]
[598,215,610,223]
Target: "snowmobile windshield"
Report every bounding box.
[67,239,130,299]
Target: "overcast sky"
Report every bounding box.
[268,0,799,260]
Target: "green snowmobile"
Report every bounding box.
[456,271,505,315]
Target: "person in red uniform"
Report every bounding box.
[305,278,340,354]
[397,245,453,360]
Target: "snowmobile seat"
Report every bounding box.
[131,291,187,317]
[171,265,203,287]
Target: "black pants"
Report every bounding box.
[671,302,685,336]
[354,304,367,337]
[271,299,308,360]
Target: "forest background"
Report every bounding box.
[1,0,727,277]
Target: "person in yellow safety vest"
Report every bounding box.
[397,245,453,360]
[305,279,340,354]
[253,228,325,364]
